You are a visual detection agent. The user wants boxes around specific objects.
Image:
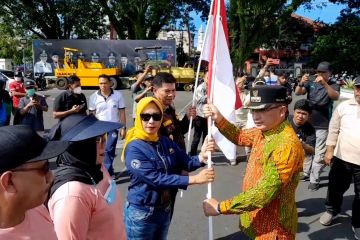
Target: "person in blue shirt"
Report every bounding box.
[122,97,215,240]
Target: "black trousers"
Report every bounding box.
[325,157,360,227]
[190,116,208,156]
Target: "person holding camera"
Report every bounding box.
[53,75,87,121]
[295,61,340,191]
[130,66,154,122]
[257,57,279,86]
[18,80,48,132]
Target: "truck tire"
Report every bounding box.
[56,78,68,90]
[110,77,118,89]
[183,83,193,91]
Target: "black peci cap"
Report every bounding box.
[247,85,289,109]
[0,125,69,173]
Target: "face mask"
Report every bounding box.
[26,89,36,97]
[104,180,117,205]
[73,86,82,94]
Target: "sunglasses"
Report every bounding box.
[12,161,50,175]
[140,113,162,122]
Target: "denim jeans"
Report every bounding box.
[124,202,171,240]
[103,129,118,176]
[325,157,360,227]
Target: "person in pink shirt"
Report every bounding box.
[47,114,126,240]
[0,125,69,239]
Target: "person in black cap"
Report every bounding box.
[0,125,68,239]
[53,75,87,120]
[46,114,126,239]
[18,80,48,132]
[289,99,316,182]
[295,61,340,191]
[202,85,304,240]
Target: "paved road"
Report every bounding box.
[40,88,355,240]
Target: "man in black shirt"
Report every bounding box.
[53,75,87,120]
[152,72,196,150]
[152,72,196,219]
[295,62,340,191]
[289,99,316,182]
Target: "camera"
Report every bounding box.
[244,76,255,90]
[268,58,280,65]
[308,75,317,82]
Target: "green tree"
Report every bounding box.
[0,22,32,65]
[329,0,360,10]
[229,0,309,71]
[0,0,107,39]
[310,11,360,74]
[97,0,210,39]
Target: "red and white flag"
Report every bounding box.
[201,0,242,160]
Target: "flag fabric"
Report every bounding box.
[201,0,242,160]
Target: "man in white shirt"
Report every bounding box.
[319,77,360,240]
[89,74,126,178]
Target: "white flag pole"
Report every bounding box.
[185,0,215,154]
[207,0,221,239]
[183,2,214,198]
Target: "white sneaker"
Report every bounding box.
[319,212,335,226]
[229,159,236,166]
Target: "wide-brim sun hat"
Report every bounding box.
[48,114,124,142]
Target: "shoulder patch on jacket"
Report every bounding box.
[131,159,141,169]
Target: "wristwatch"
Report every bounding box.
[217,203,221,214]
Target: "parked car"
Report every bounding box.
[0,69,15,91]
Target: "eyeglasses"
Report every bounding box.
[12,161,50,175]
[140,113,162,121]
[250,105,282,113]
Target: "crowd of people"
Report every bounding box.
[0,60,359,240]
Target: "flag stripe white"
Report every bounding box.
[201,5,237,160]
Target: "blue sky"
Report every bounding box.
[192,1,348,46]
[296,1,347,23]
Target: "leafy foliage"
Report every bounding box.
[229,0,310,72]
[329,0,360,10]
[0,0,108,39]
[310,11,360,74]
[97,0,210,40]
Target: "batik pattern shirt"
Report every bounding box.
[216,118,304,240]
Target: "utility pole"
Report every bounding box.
[20,38,27,73]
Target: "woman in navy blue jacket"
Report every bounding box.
[122,97,215,240]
